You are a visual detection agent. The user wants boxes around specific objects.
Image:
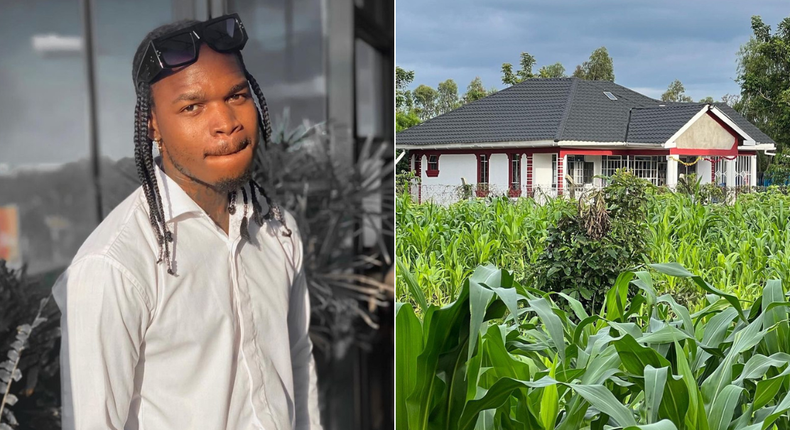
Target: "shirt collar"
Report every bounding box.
[152,156,212,223]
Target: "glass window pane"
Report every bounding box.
[228,0,326,128]
[355,38,384,138]
[0,0,92,273]
[93,0,173,214]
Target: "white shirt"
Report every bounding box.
[52,158,322,430]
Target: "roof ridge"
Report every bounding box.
[630,103,706,110]
[554,77,579,141]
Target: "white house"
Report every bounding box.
[396,78,776,203]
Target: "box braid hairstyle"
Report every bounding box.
[132,19,291,275]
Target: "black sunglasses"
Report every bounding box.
[135,13,248,87]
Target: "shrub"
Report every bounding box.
[531,170,651,313]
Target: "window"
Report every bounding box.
[736,155,752,186]
[567,155,595,186]
[477,154,489,197]
[714,158,727,186]
[677,156,698,180]
[510,154,521,196]
[428,155,438,170]
[551,154,558,190]
[602,155,628,178]
[479,154,489,184]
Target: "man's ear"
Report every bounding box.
[148,110,161,142]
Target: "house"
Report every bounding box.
[396,77,776,203]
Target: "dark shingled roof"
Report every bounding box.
[396,77,775,147]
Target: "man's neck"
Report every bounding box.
[161,163,230,235]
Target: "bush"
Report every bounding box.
[0,262,61,429]
[531,170,651,313]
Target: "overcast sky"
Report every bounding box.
[396,0,789,101]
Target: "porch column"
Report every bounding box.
[666,156,678,189]
[725,158,736,188]
[750,155,757,186]
[526,154,533,195]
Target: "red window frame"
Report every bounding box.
[426,155,439,177]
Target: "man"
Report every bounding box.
[52,15,322,430]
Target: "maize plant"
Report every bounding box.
[396,260,790,430]
[397,189,790,310]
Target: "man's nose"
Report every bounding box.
[211,103,242,136]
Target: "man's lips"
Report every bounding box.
[205,138,250,158]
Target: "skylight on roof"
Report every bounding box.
[603,91,618,101]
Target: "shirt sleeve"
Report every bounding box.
[287,222,323,430]
[52,255,151,430]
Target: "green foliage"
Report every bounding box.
[736,15,790,153]
[464,77,489,104]
[502,53,566,85]
[572,46,615,81]
[765,148,790,185]
[502,52,537,86]
[538,63,566,78]
[661,80,693,103]
[396,262,790,430]
[397,111,422,132]
[698,96,715,104]
[531,170,652,313]
[437,79,461,115]
[397,66,416,112]
[413,84,439,121]
[397,187,790,312]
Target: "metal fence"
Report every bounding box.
[397,182,790,206]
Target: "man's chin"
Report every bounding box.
[212,169,253,193]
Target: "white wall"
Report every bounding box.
[422,154,477,187]
[489,153,509,193]
[533,153,554,189]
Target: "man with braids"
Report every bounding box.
[52,15,322,430]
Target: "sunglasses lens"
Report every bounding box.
[204,17,244,51]
[158,32,197,66]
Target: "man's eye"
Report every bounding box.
[230,93,248,101]
[182,104,198,112]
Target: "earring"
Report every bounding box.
[228,191,237,215]
[153,138,162,153]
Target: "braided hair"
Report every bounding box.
[132,20,291,275]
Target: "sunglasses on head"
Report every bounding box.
[135,13,248,87]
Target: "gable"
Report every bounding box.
[675,112,737,150]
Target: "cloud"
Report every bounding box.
[397,0,788,100]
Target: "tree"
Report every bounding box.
[436,79,460,115]
[396,110,421,132]
[396,66,415,112]
[699,96,715,104]
[463,76,488,104]
[538,62,566,78]
[765,147,790,185]
[573,47,615,81]
[721,93,741,107]
[413,84,438,121]
[501,52,536,85]
[736,15,790,153]
[661,79,694,102]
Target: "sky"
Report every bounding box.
[396,0,789,102]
